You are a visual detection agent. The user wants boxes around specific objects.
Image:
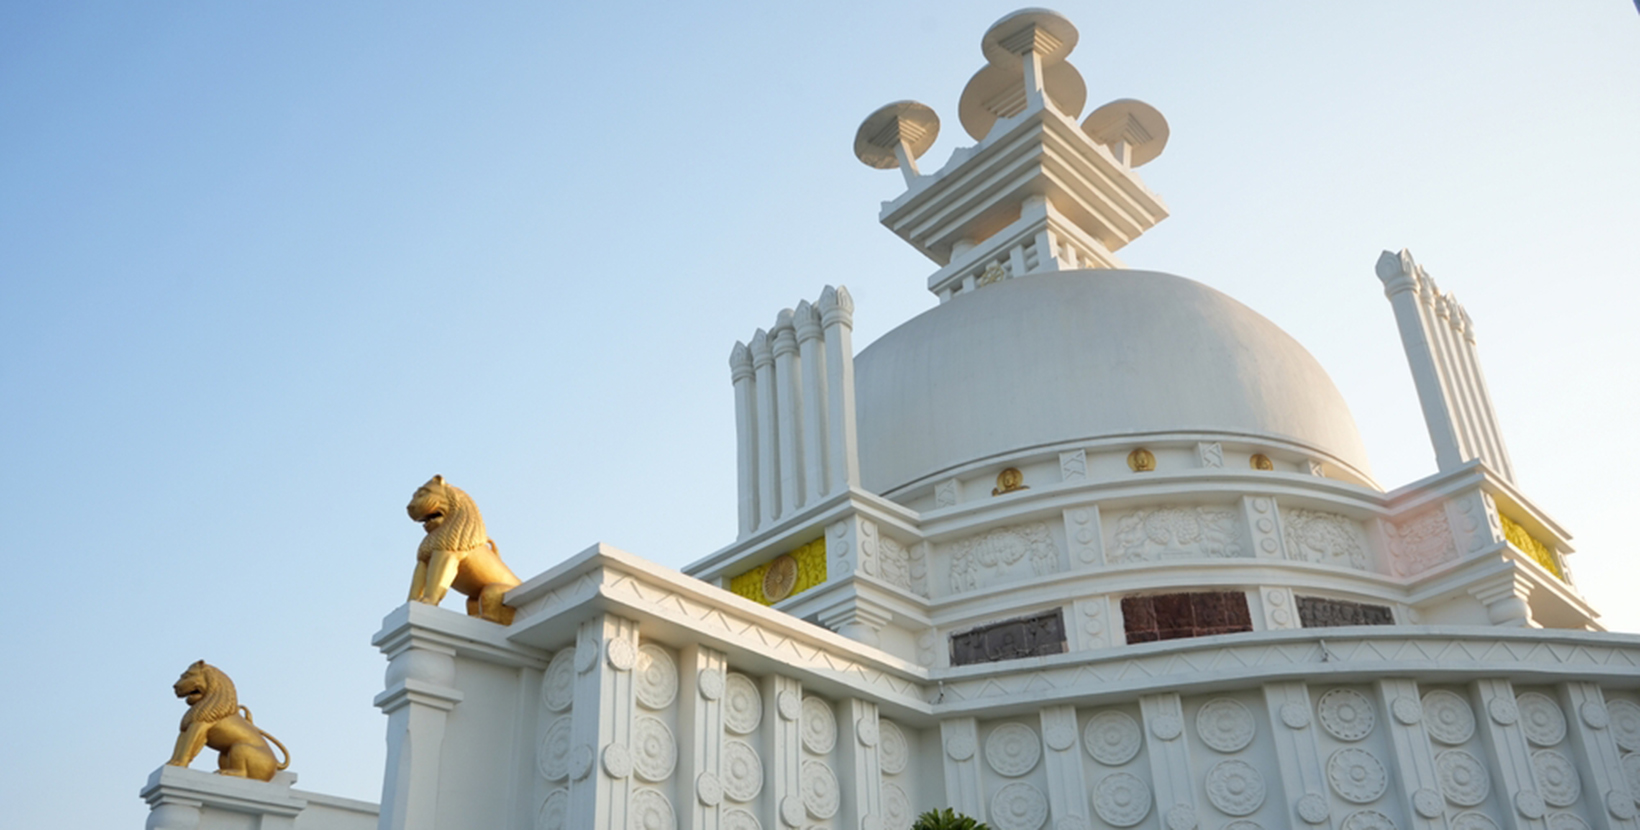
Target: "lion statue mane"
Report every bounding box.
[406,475,521,625]
[167,660,290,781]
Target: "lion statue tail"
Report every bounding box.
[240,705,293,771]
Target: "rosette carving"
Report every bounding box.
[985,723,1043,777]
[1084,710,1141,766]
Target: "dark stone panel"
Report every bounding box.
[1296,596,1395,628]
[949,609,1068,666]
[1122,591,1254,644]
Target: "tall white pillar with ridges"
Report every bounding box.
[729,342,758,537]
[795,300,828,507]
[749,330,779,528]
[1378,249,1465,472]
[818,286,859,494]
[771,309,804,516]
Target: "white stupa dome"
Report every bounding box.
[853,269,1374,493]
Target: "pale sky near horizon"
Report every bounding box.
[4,3,1639,827]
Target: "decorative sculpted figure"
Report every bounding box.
[992,467,1028,496]
[166,660,290,781]
[406,475,520,624]
[1250,453,1274,471]
[1127,448,1156,472]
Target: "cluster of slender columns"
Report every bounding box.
[1377,249,1515,482]
[728,285,860,537]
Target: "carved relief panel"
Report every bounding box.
[1281,508,1373,572]
[1387,508,1457,577]
[947,521,1063,594]
[1106,504,1245,564]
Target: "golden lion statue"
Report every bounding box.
[407,475,521,625]
[167,660,290,781]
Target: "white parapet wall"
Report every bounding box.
[140,765,377,830]
[360,542,1640,830]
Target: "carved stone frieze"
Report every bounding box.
[950,610,1068,666]
[949,521,1060,593]
[1281,508,1370,571]
[1108,505,1244,563]
[1388,507,1457,576]
[877,534,914,594]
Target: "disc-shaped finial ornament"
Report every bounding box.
[854,101,940,170]
[980,8,1079,69]
[958,61,1087,141]
[1081,99,1171,167]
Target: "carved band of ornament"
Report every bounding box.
[1109,505,1244,563]
[948,521,1060,594]
[728,537,827,605]
[1388,507,1456,576]
[1281,508,1369,571]
[1499,514,1563,580]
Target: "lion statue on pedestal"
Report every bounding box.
[166,660,290,782]
[406,475,521,625]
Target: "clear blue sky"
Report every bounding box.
[3,3,1637,826]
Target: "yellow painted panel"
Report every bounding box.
[1501,514,1563,580]
[728,537,827,605]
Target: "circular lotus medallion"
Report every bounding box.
[723,673,762,735]
[629,788,675,830]
[1327,748,1388,804]
[1422,690,1476,745]
[722,739,763,803]
[1084,710,1142,766]
[635,645,678,710]
[985,722,1042,777]
[800,696,836,754]
[1205,760,1266,816]
[1091,772,1152,828]
[878,719,908,774]
[1318,689,1376,742]
[1197,698,1256,753]
[542,649,576,713]
[1436,750,1490,807]
[990,782,1048,830]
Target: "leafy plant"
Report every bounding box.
[912,808,991,830]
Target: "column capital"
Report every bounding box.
[794,300,823,342]
[749,328,773,369]
[818,285,854,329]
[729,341,754,383]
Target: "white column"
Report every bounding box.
[795,300,828,506]
[374,620,465,830]
[841,699,884,830]
[1262,681,1335,830]
[1430,290,1482,461]
[1558,682,1640,830]
[764,675,805,829]
[679,645,728,830]
[730,342,758,537]
[1039,705,1090,826]
[1377,250,1464,471]
[939,718,987,821]
[1139,693,1201,830]
[1472,679,1550,830]
[750,330,779,527]
[771,309,804,516]
[1375,679,1445,830]
[1456,307,1517,482]
[568,615,641,830]
[818,286,860,493]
